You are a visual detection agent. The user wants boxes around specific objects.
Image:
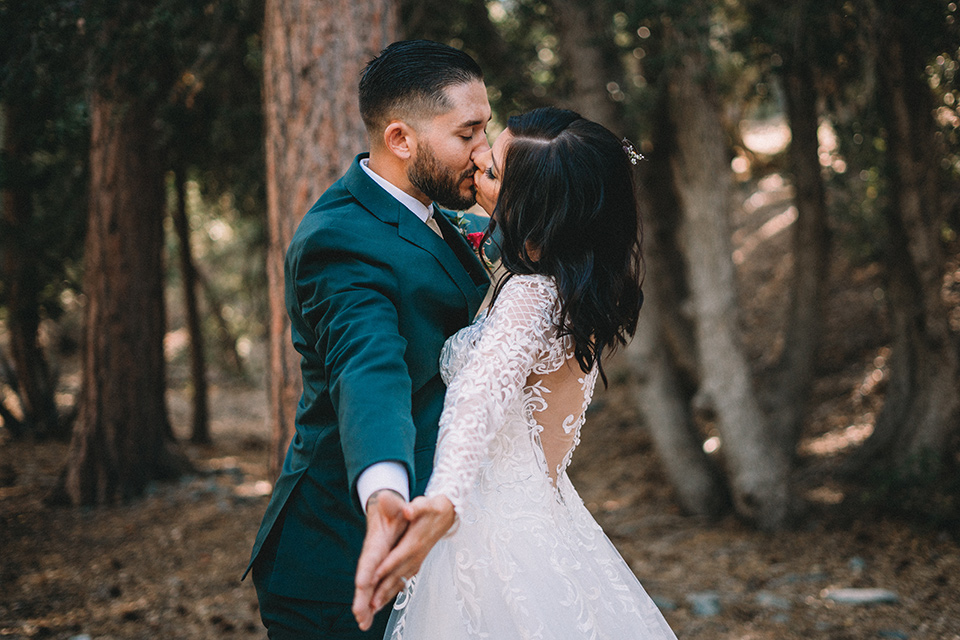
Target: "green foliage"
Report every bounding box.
[400,0,552,123]
[0,0,90,320]
[165,174,267,375]
[828,114,892,263]
[0,0,265,371]
[927,33,960,188]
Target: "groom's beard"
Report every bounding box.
[408,142,477,211]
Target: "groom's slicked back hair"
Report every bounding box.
[359,39,483,136]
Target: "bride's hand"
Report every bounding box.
[367,495,456,611]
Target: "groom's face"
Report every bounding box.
[408,81,491,210]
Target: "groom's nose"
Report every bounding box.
[472,145,491,169]
[472,136,490,160]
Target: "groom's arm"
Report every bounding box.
[292,220,423,628]
[291,222,418,511]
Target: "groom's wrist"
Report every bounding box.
[366,488,405,509]
[358,460,410,513]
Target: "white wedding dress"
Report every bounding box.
[384,274,678,640]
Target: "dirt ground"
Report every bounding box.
[2,377,958,640]
[2,173,959,639]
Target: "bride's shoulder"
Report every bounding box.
[499,273,557,299]
[492,275,560,324]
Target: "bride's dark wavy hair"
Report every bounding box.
[483,107,644,386]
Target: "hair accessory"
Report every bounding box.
[621,138,643,165]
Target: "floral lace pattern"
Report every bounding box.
[386,274,678,640]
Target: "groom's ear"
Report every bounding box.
[383,121,416,161]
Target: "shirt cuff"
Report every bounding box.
[357,461,410,513]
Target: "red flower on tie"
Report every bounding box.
[466,232,485,250]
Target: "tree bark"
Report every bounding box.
[766,9,830,458]
[665,34,792,529]
[625,273,730,517]
[626,93,729,517]
[855,6,960,468]
[1,104,63,439]
[263,0,398,478]
[172,167,211,444]
[548,0,619,129]
[55,93,187,505]
[550,7,727,515]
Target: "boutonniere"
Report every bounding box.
[452,213,481,248]
[452,212,471,235]
[466,232,485,250]
[452,212,495,270]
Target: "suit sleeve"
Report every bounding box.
[288,224,415,514]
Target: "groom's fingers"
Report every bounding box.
[352,490,409,630]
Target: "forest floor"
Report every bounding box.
[2,173,959,640]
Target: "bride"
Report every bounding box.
[358,106,678,639]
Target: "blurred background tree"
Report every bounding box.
[1,0,957,527]
[260,0,398,479]
[1,1,89,441]
[2,0,265,504]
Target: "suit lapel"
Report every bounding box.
[343,155,488,317]
[397,208,486,316]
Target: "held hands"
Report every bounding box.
[352,493,456,630]
[352,489,408,631]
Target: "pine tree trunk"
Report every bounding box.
[766,39,830,458]
[549,0,619,129]
[625,274,730,517]
[665,36,792,529]
[1,104,62,439]
[856,8,960,468]
[628,96,729,517]
[172,168,210,444]
[55,93,186,505]
[196,267,247,378]
[263,0,398,478]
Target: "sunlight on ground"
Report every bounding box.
[854,346,890,401]
[800,348,889,457]
[800,421,875,457]
[234,479,272,498]
[164,327,190,359]
[805,485,846,505]
[733,206,798,265]
[740,117,791,155]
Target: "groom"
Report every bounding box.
[244,40,491,638]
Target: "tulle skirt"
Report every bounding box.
[384,476,677,640]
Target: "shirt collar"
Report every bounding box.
[360,158,434,223]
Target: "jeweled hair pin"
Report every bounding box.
[621,138,643,165]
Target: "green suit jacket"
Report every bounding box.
[245,154,490,603]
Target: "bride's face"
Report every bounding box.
[472,130,512,215]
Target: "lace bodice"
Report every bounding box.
[386,274,678,640]
[426,274,599,515]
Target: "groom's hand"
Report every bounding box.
[352,489,408,631]
[366,494,456,612]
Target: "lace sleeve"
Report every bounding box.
[425,275,558,514]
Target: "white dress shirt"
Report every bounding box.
[354,158,437,511]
